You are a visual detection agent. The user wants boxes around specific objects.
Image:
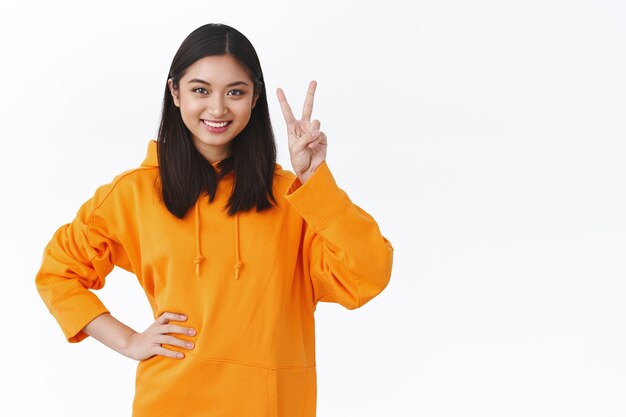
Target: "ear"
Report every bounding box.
[251,93,259,110]
[168,78,180,107]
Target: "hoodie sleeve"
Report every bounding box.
[35,182,132,343]
[285,161,393,309]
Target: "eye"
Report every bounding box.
[227,89,244,96]
[193,87,208,94]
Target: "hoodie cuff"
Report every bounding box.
[285,161,351,230]
[50,288,110,343]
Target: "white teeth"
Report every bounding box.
[203,120,229,128]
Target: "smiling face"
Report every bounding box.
[168,54,258,163]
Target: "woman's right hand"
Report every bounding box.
[125,312,196,361]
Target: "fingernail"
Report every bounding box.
[179,314,187,320]
[188,329,196,335]
[186,342,194,348]
[177,352,184,358]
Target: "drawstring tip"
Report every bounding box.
[194,255,205,277]
[234,262,243,280]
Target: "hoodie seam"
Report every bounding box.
[311,197,351,233]
[48,284,93,307]
[91,166,158,214]
[310,201,363,307]
[186,352,316,370]
[85,167,157,266]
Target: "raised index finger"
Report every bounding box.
[301,80,317,122]
[276,88,296,124]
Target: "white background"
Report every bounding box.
[1,0,625,416]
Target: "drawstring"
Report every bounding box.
[194,198,205,277]
[193,194,243,280]
[234,213,242,280]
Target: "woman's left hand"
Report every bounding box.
[277,80,327,184]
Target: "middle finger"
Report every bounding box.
[161,324,196,336]
[158,335,194,349]
[301,80,317,122]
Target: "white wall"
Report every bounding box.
[1,0,625,416]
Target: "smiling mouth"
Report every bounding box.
[202,120,231,128]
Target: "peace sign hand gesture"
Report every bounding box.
[276,81,328,184]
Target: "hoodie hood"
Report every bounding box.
[141,140,281,280]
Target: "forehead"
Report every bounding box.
[182,55,252,83]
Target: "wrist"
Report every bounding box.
[119,331,139,359]
[297,172,311,184]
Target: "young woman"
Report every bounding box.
[35,23,393,417]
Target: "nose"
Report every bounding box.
[207,95,227,118]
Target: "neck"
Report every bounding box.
[192,139,231,164]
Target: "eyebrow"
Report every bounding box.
[188,79,250,87]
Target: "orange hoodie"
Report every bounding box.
[36,139,393,417]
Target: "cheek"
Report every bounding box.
[179,96,202,117]
[178,104,204,134]
[233,100,254,120]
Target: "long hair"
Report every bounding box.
[157,23,277,218]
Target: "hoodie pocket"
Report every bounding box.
[268,367,317,417]
[133,355,278,417]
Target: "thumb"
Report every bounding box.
[291,130,320,153]
[302,130,321,146]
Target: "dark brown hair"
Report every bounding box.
[157,23,277,218]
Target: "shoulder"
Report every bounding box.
[91,165,160,212]
[272,164,297,195]
[273,163,296,181]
